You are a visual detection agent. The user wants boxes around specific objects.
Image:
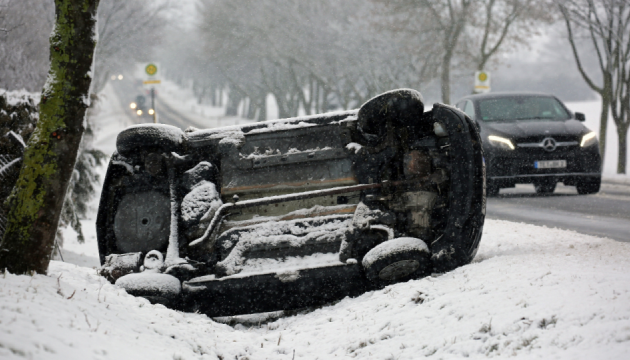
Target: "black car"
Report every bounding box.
[455,92,601,196]
[97,89,486,317]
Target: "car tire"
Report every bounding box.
[362,237,430,287]
[576,177,601,195]
[116,124,185,157]
[116,272,181,306]
[534,181,556,195]
[357,89,424,144]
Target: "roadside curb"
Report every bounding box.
[602,176,630,186]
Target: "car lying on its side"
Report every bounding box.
[97,89,486,317]
[455,92,601,196]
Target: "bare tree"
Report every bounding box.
[466,0,556,72]
[560,0,630,173]
[193,0,429,120]
[91,0,170,93]
[378,0,473,104]
[0,0,100,274]
[0,0,54,91]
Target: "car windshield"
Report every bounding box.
[477,96,571,122]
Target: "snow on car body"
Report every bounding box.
[96,89,486,316]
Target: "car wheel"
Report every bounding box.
[357,89,424,144]
[534,181,556,195]
[576,177,601,195]
[113,191,171,253]
[362,237,430,287]
[116,272,181,306]
[116,124,185,157]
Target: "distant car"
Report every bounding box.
[455,92,601,196]
[97,89,486,317]
[129,94,154,118]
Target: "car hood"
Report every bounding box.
[481,119,587,140]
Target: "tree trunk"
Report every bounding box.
[598,92,610,167]
[211,85,217,107]
[246,97,257,119]
[617,123,628,174]
[322,88,330,113]
[441,51,452,104]
[0,0,100,274]
[257,93,267,121]
[225,90,242,116]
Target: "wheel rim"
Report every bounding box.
[114,191,170,253]
[378,259,420,281]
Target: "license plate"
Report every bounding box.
[534,160,566,169]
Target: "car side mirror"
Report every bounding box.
[575,112,585,121]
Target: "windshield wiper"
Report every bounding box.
[512,117,552,120]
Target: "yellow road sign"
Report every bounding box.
[145,63,158,76]
[143,80,161,85]
[474,71,491,93]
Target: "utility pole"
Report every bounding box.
[151,87,156,123]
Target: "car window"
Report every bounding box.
[455,101,465,111]
[463,100,475,119]
[477,96,571,122]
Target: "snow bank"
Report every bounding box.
[0,89,40,107]
[2,219,630,359]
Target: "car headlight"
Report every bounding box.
[581,132,597,147]
[488,135,515,150]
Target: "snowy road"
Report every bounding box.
[486,182,630,242]
[156,94,208,129]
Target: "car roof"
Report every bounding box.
[455,92,557,103]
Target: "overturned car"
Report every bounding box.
[97,89,485,317]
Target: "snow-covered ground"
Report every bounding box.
[2,220,630,359]
[2,83,629,359]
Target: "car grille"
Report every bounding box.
[514,134,578,144]
[490,145,584,176]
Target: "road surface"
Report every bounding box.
[486,182,630,242]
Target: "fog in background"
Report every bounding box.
[0,0,601,106]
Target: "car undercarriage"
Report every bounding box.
[96,89,486,317]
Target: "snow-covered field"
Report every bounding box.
[2,84,630,359]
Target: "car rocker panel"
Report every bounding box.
[96,89,486,316]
